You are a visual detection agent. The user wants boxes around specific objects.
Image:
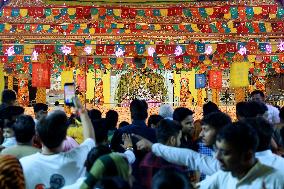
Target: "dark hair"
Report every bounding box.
[148,114,163,128]
[152,168,193,189]
[33,103,48,113]
[92,118,108,144]
[37,111,68,149]
[12,115,35,143]
[96,176,131,189]
[130,99,148,120]
[54,101,60,106]
[173,107,194,123]
[118,121,129,128]
[245,117,273,151]
[85,145,112,172]
[250,90,265,98]
[1,89,16,105]
[202,101,220,116]
[106,110,119,130]
[280,106,284,120]
[246,101,268,118]
[88,109,102,121]
[236,102,249,118]
[216,121,259,153]
[202,112,232,131]
[156,119,182,144]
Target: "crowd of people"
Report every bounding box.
[0,89,284,189]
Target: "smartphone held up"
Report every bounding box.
[64,83,75,106]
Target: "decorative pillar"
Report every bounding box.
[35,87,46,103]
[0,64,4,102]
[234,87,246,103]
[211,89,219,106]
[197,89,203,107]
[8,75,13,90]
[102,70,111,108]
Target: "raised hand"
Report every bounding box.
[132,134,153,151]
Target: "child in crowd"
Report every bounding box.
[1,122,17,148]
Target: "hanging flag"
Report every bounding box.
[208,70,222,89]
[230,62,250,87]
[32,63,50,88]
[195,74,206,89]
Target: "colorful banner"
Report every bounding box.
[195,73,206,89]
[32,63,51,88]
[230,62,250,87]
[208,70,222,89]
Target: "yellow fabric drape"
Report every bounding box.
[35,87,46,103]
[211,89,219,106]
[61,71,74,90]
[102,70,111,108]
[86,71,95,100]
[230,62,250,88]
[234,87,246,103]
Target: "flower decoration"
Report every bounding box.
[266,44,272,54]
[84,46,92,55]
[147,47,155,57]
[238,46,247,55]
[174,46,183,56]
[278,41,284,51]
[205,45,213,55]
[60,45,72,55]
[5,46,15,56]
[31,50,39,61]
[115,47,124,57]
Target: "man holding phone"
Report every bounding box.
[20,97,96,189]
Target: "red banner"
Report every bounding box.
[32,63,50,88]
[208,70,222,89]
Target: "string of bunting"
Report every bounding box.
[0,5,283,21]
[0,20,283,34]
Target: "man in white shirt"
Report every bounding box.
[250,90,280,125]
[199,121,284,189]
[20,98,96,189]
[136,117,284,176]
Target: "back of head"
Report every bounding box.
[246,101,268,118]
[250,90,265,99]
[91,118,109,144]
[12,115,35,143]
[37,110,68,149]
[203,101,220,116]
[106,110,119,130]
[217,121,259,154]
[118,121,129,128]
[173,107,194,122]
[245,117,273,151]
[33,103,48,113]
[54,101,60,106]
[236,102,249,119]
[130,99,148,120]
[1,89,16,105]
[202,112,232,131]
[0,155,25,189]
[156,119,182,144]
[148,114,163,128]
[88,109,102,121]
[82,153,130,189]
[85,145,112,172]
[159,104,174,119]
[0,106,24,122]
[152,168,193,189]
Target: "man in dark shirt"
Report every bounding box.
[139,119,185,189]
[111,99,156,189]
